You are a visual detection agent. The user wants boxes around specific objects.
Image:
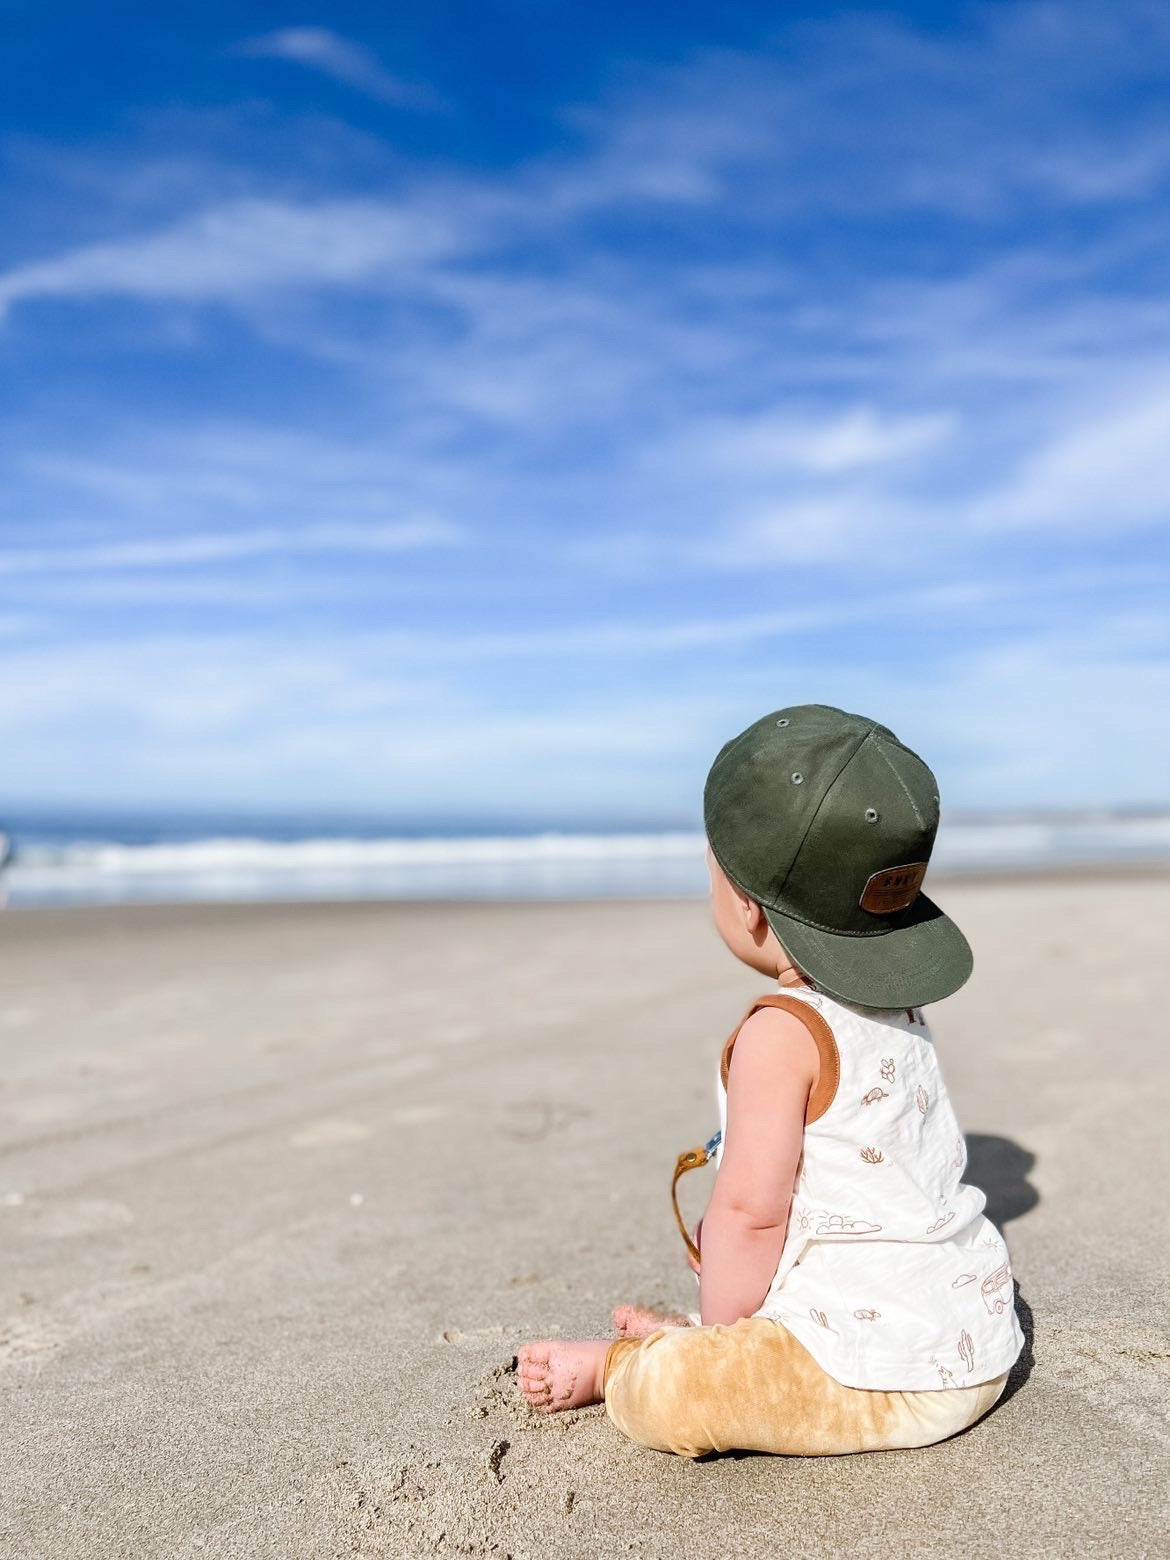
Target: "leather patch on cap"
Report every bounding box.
[859,861,928,915]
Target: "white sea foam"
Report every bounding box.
[15,830,704,872]
[4,830,708,906]
[3,815,1168,907]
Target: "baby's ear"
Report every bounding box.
[742,896,765,933]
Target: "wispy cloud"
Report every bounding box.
[974,380,1170,532]
[235,28,443,111]
[658,407,955,478]
[0,197,456,320]
[552,4,1170,221]
[0,519,459,577]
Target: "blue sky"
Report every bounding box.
[2,0,1169,827]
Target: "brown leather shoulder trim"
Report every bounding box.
[719,995,766,1090]
[720,993,840,1125]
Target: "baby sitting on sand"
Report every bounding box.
[518,704,1024,1457]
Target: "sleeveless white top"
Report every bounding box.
[714,985,1025,1392]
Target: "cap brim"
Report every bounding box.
[763,893,973,1009]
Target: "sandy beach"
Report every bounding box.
[2,879,1167,1558]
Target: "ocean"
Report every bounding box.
[1,809,1168,908]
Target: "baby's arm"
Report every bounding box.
[698,1007,816,1327]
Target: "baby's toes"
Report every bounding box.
[518,1373,551,1406]
[516,1343,553,1406]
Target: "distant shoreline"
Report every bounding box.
[2,811,1168,909]
[4,857,1169,921]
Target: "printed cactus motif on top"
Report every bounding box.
[712,985,1025,1393]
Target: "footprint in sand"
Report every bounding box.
[7,1093,86,1125]
[0,1315,64,1360]
[391,1104,447,1127]
[433,1022,482,1046]
[290,1119,372,1148]
[2,1197,134,1239]
[501,1100,591,1142]
[440,1324,507,1346]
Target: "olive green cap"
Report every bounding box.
[703,704,972,1009]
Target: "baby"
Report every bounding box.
[517,704,1025,1457]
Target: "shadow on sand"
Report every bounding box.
[965,1132,1038,1404]
[965,1133,1039,1229]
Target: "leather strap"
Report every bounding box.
[671,1145,710,1265]
[671,993,841,1269]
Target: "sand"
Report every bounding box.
[1,881,1167,1558]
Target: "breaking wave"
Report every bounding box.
[3,813,1168,907]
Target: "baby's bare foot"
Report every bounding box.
[612,1304,692,1338]
[516,1338,610,1414]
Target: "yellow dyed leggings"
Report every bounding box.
[604,1316,1008,1459]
